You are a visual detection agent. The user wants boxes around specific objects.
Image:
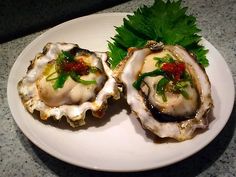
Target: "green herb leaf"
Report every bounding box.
[190,46,209,67]
[156,77,170,102]
[108,0,208,68]
[107,42,127,69]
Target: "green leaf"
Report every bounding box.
[108,42,127,69]
[190,46,209,67]
[108,0,208,68]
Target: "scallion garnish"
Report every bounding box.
[61,51,74,61]
[46,71,58,81]
[156,77,170,102]
[70,72,96,85]
[173,81,190,99]
[90,66,99,73]
[154,54,175,67]
[53,73,69,89]
[133,69,164,90]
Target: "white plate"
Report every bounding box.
[7,13,235,172]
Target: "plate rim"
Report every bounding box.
[7,12,235,172]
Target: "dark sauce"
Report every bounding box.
[144,94,192,122]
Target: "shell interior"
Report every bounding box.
[18,43,120,127]
[115,44,213,141]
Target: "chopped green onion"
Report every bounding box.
[173,81,190,99]
[90,66,99,73]
[182,71,192,83]
[154,54,175,67]
[70,72,96,85]
[78,77,97,85]
[133,69,164,90]
[46,71,58,81]
[56,53,65,65]
[156,77,170,102]
[53,73,69,89]
[62,51,74,61]
[175,81,188,89]
[180,90,189,99]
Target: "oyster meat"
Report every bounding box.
[114,42,213,141]
[18,43,120,127]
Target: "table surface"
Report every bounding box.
[1,0,235,176]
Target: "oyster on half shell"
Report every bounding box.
[114,41,213,141]
[18,43,120,127]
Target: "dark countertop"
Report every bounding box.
[0,0,129,43]
[0,0,235,176]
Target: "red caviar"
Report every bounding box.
[63,59,89,75]
[161,62,185,81]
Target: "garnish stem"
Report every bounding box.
[156,77,170,102]
[46,71,58,81]
[133,69,164,90]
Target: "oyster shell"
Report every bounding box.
[18,43,120,127]
[114,42,213,141]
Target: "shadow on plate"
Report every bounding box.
[30,97,130,131]
[16,101,235,177]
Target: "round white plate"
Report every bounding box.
[7,13,235,172]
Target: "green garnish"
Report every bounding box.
[173,81,189,99]
[50,50,98,89]
[53,73,69,89]
[154,54,175,67]
[90,66,99,73]
[182,71,192,84]
[180,90,189,99]
[132,64,191,101]
[133,69,164,90]
[55,51,74,72]
[46,71,58,81]
[108,0,209,69]
[56,52,66,65]
[70,72,96,85]
[61,51,74,61]
[77,77,97,85]
[156,77,170,102]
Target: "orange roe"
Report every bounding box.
[63,59,89,75]
[161,62,185,81]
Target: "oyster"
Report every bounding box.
[18,43,120,127]
[114,42,213,141]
